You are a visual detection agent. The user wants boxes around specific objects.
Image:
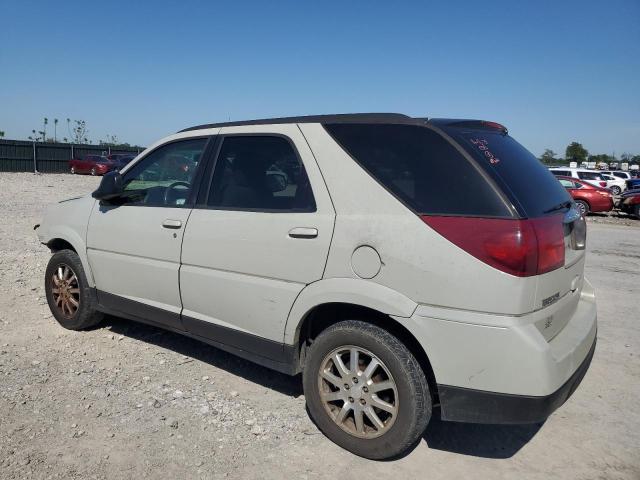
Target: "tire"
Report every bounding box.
[575,200,589,216]
[611,185,621,195]
[634,204,640,219]
[70,166,76,174]
[303,320,431,460]
[45,249,103,330]
[90,167,97,176]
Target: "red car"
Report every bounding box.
[69,155,112,176]
[557,175,613,215]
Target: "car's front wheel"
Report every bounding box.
[610,185,621,195]
[90,167,97,176]
[303,320,431,460]
[45,249,103,330]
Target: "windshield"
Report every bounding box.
[443,128,571,218]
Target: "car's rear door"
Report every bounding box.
[86,135,214,330]
[180,124,335,351]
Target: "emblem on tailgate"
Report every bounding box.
[542,292,560,308]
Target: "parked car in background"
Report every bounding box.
[602,170,632,181]
[625,177,640,191]
[620,190,640,218]
[556,176,613,215]
[69,155,111,175]
[549,168,608,189]
[599,174,626,195]
[37,113,597,460]
[70,154,137,175]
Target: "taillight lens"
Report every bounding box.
[421,214,565,277]
[599,181,607,187]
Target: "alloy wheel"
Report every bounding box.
[50,264,80,318]
[317,346,398,439]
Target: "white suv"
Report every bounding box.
[37,114,597,459]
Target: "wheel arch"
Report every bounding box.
[294,301,439,405]
[286,279,438,402]
[43,228,95,288]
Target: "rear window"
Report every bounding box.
[324,124,511,217]
[443,128,571,217]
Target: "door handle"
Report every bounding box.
[288,227,318,239]
[162,219,182,229]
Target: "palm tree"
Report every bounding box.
[43,117,48,141]
[54,118,59,142]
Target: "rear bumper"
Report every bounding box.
[398,278,598,424]
[437,334,596,424]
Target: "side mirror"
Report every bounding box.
[92,171,124,201]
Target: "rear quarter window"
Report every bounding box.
[324,124,511,217]
[443,128,571,218]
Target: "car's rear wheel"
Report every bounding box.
[303,320,431,460]
[611,185,621,195]
[634,204,640,219]
[90,167,97,176]
[45,249,103,330]
[70,166,76,174]
[575,200,589,216]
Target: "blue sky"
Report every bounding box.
[1,1,638,156]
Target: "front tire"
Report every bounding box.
[303,320,431,460]
[45,249,103,330]
[70,166,76,174]
[611,185,621,195]
[90,167,97,176]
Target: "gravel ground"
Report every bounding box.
[1,172,639,480]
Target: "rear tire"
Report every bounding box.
[70,166,76,174]
[634,204,640,219]
[45,249,103,330]
[303,320,431,460]
[575,200,589,216]
[90,167,97,176]
[611,185,621,195]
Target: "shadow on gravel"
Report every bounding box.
[101,315,303,398]
[422,412,542,459]
[101,315,540,460]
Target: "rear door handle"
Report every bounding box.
[162,219,182,229]
[288,227,318,239]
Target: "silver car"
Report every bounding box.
[37,114,597,459]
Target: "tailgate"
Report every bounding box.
[534,208,587,341]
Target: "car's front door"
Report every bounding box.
[180,126,335,355]
[86,136,212,330]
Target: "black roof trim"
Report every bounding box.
[179,113,421,132]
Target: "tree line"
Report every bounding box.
[539,142,639,166]
[2,117,142,149]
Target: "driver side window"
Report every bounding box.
[122,138,208,206]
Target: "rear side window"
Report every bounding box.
[207,136,316,211]
[551,170,570,176]
[324,124,510,217]
[444,129,571,218]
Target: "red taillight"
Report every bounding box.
[599,181,607,187]
[421,214,565,277]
